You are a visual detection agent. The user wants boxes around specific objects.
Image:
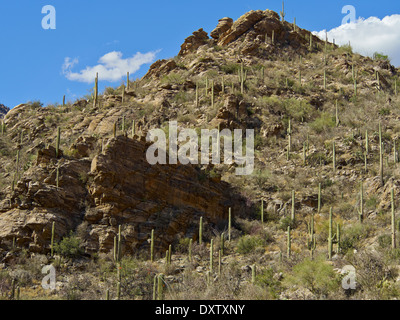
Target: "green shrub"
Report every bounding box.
[287,256,341,297]
[373,52,390,62]
[236,235,265,254]
[55,231,84,258]
[221,63,240,74]
[255,267,282,298]
[283,98,314,122]
[310,112,336,133]
[378,234,392,249]
[176,238,191,253]
[160,72,185,85]
[340,223,372,253]
[278,216,297,231]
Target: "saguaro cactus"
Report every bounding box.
[150,229,154,262]
[199,216,203,245]
[56,127,61,158]
[392,188,396,249]
[291,190,295,222]
[126,72,130,91]
[228,207,232,241]
[260,200,264,224]
[335,100,340,127]
[51,221,55,257]
[238,61,247,94]
[307,214,317,259]
[280,1,285,21]
[332,141,336,174]
[220,232,225,256]
[93,72,98,108]
[251,264,256,284]
[379,122,384,186]
[157,274,164,300]
[358,181,364,223]
[328,207,335,260]
[318,183,322,213]
[116,225,122,262]
[211,80,214,108]
[287,226,291,258]
[132,119,136,137]
[210,239,214,274]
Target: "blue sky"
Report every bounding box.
[0,0,399,109]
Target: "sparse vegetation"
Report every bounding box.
[1,7,400,301]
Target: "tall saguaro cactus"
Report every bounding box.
[56,127,61,158]
[199,216,203,245]
[379,122,384,186]
[328,207,335,260]
[210,239,214,274]
[358,182,364,223]
[291,190,295,222]
[51,221,55,257]
[238,61,247,94]
[228,207,232,241]
[93,72,99,108]
[150,229,155,262]
[280,1,285,22]
[287,226,291,258]
[126,72,130,91]
[318,183,322,214]
[392,189,396,249]
[260,199,264,224]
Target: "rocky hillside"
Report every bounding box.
[1,9,400,300]
[0,104,9,118]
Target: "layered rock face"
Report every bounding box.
[0,135,250,257]
[176,9,322,58]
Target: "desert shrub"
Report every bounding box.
[310,112,336,133]
[340,223,373,253]
[286,256,341,297]
[378,234,392,249]
[236,235,265,254]
[160,72,185,85]
[279,216,297,231]
[282,98,314,122]
[373,52,390,62]
[55,231,84,258]
[221,63,240,74]
[254,267,282,298]
[176,238,191,254]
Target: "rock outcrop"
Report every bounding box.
[178,28,209,56]
[0,104,8,118]
[0,135,250,257]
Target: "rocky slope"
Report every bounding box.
[0,104,9,118]
[1,8,400,300]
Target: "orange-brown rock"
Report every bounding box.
[178,28,209,56]
[0,136,250,258]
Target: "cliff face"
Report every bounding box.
[0,133,250,256]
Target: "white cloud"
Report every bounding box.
[62,51,158,83]
[314,14,400,66]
